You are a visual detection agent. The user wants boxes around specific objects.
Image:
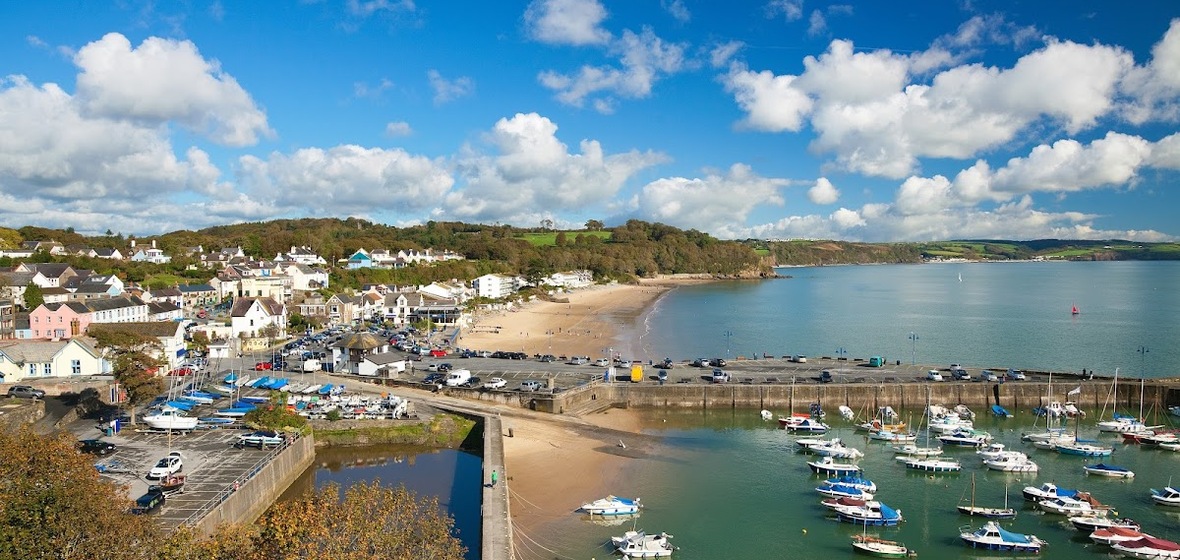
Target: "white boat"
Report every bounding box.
[1091,526,1154,546]
[1111,537,1180,559]
[838,405,855,420]
[781,415,831,433]
[975,443,1009,460]
[902,456,962,473]
[1151,486,1180,507]
[1161,441,1180,452]
[301,383,323,394]
[1083,463,1134,478]
[1070,515,1140,532]
[833,500,904,526]
[1032,432,1076,450]
[142,408,199,431]
[937,429,991,447]
[825,476,877,493]
[815,481,874,500]
[1038,494,1113,516]
[808,456,860,475]
[1023,482,1080,501]
[953,404,976,419]
[613,530,675,558]
[890,443,943,457]
[795,436,833,450]
[984,454,1039,473]
[580,495,641,515]
[960,521,1045,553]
[811,439,864,459]
[928,415,973,434]
[850,534,912,558]
[868,430,916,443]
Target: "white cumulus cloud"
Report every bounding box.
[525,0,611,46]
[808,177,840,204]
[385,121,413,136]
[635,163,788,238]
[539,27,687,112]
[427,69,474,105]
[73,33,271,147]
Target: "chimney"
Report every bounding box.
[152,239,157,249]
[130,239,136,248]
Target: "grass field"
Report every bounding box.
[517,230,612,246]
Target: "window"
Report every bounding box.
[28,364,35,376]
[71,360,81,375]
[43,363,52,376]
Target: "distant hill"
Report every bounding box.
[761,239,1180,266]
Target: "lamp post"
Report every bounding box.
[1138,346,1149,378]
[836,347,847,360]
[908,332,919,365]
[723,331,733,359]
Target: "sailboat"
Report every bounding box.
[957,474,1017,519]
[1072,304,1080,315]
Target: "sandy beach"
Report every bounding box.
[459,279,697,361]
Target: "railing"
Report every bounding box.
[178,433,300,528]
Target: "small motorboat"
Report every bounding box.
[1023,482,1078,502]
[960,521,1046,553]
[815,482,874,500]
[811,439,864,459]
[833,501,903,527]
[795,437,833,450]
[975,443,1009,460]
[1039,494,1114,516]
[613,530,675,558]
[838,405,855,420]
[235,430,285,448]
[902,457,962,473]
[1083,463,1134,478]
[147,473,186,497]
[579,495,641,516]
[990,405,1013,418]
[781,415,831,433]
[1111,536,1180,559]
[808,456,861,476]
[1091,526,1154,546]
[1070,515,1140,532]
[937,429,991,447]
[825,476,877,493]
[867,430,917,443]
[851,534,914,558]
[1151,486,1180,507]
[983,454,1039,473]
[822,496,867,511]
[1055,440,1114,457]
[890,444,943,457]
[142,408,199,431]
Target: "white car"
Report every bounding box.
[1005,368,1026,380]
[981,370,999,382]
[594,358,611,367]
[147,452,183,480]
[483,377,508,390]
[926,369,944,381]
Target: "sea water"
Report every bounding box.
[636,261,1180,378]
[523,409,1180,560]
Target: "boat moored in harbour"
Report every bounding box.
[960,521,1046,553]
[580,495,641,516]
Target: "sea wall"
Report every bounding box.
[189,433,316,535]
[549,380,1180,415]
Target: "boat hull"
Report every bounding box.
[957,506,1017,519]
[960,537,1041,553]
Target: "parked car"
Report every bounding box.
[429,349,447,357]
[691,358,708,367]
[791,354,808,363]
[253,362,273,371]
[168,367,194,376]
[130,489,166,515]
[6,385,45,399]
[461,376,482,388]
[712,368,730,383]
[483,377,508,390]
[147,452,183,480]
[422,373,445,385]
[952,368,971,381]
[594,358,611,367]
[926,369,944,382]
[78,439,117,455]
[520,380,543,392]
[819,370,833,383]
[709,358,727,367]
[539,354,556,363]
[980,370,999,382]
[1005,368,1026,380]
[568,356,590,365]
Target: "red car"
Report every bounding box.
[253,362,273,371]
[429,349,447,357]
[168,367,194,376]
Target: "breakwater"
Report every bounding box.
[543,379,1180,416]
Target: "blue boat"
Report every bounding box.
[825,476,877,493]
[991,405,1012,417]
[224,372,239,384]
[1083,463,1135,478]
[816,482,874,500]
[198,417,236,425]
[267,378,289,390]
[214,407,253,418]
[834,501,903,526]
[249,376,272,388]
[230,400,258,409]
[163,400,195,411]
[960,521,1045,552]
[238,396,270,404]
[318,384,334,395]
[1055,440,1114,457]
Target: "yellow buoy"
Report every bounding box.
[802,528,807,534]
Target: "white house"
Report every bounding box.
[545,270,594,289]
[230,296,287,341]
[275,246,327,266]
[472,273,521,299]
[0,338,109,383]
[85,322,187,371]
[357,352,408,377]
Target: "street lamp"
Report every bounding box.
[1138,346,1149,378]
[908,332,919,365]
[723,331,733,359]
[836,347,847,360]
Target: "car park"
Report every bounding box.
[147,452,183,480]
[926,369,944,381]
[520,380,543,392]
[6,385,45,399]
[483,377,508,390]
[78,439,117,455]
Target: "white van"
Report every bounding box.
[301,359,321,373]
[445,369,472,387]
[791,354,808,363]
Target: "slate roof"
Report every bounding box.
[147,301,181,314]
[230,296,284,317]
[44,302,91,314]
[0,272,34,287]
[0,338,100,363]
[86,296,144,312]
[177,283,215,293]
[87,321,183,338]
[365,351,405,365]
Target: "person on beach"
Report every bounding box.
[491,469,498,487]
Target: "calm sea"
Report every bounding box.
[635,261,1180,378]
[292,261,1180,560]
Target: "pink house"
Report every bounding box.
[29,302,91,340]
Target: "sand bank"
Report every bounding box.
[460,280,689,360]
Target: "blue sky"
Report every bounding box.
[1,1,1178,242]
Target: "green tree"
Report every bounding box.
[22,282,44,310]
[89,328,166,425]
[0,427,166,559]
[584,219,604,230]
